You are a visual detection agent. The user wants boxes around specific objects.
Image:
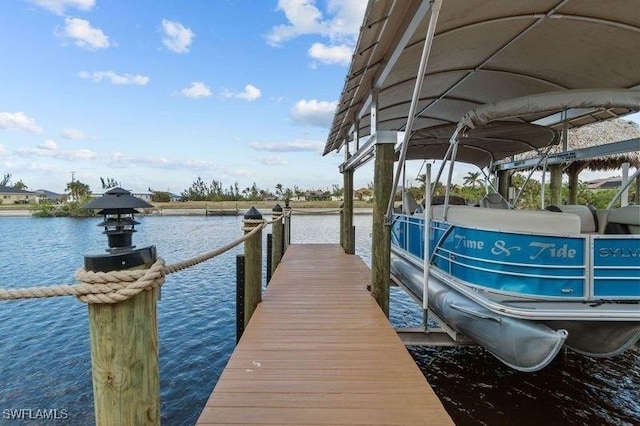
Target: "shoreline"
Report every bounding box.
[0,207,374,217]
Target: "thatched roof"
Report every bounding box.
[513,118,640,170]
[561,119,640,170]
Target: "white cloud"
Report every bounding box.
[30,0,95,15]
[60,17,110,50]
[308,42,352,65]
[181,81,212,99]
[250,140,323,152]
[16,145,97,160]
[69,149,97,159]
[290,99,337,127]
[79,71,149,85]
[260,155,288,166]
[38,139,58,150]
[162,19,195,53]
[0,112,43,133]
[0,144,5,155]
[222,84,262,101]
[61,128,87,140]
[266,0,365,47]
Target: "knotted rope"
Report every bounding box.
[0,219,268,304]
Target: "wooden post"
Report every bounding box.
[567,163,582,205]
[371,136,395,317]
[271,204,284,276]
[549,164,563,206]
[85,246,159,426]
[236,254,245,343]
[339,203,345,250]
[266,233,273,284]
[283,201,291,251]
[497,170,510,201]
[243,207,263,326]
[343,169,354,254]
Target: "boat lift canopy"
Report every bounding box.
[325,0,640,163]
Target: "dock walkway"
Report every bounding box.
[197,244,452,425]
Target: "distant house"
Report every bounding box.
[354,187,373,202]
[168,192,182,202]
[0,185,36,205]
[586,176,622,189]
[305,190,331,201]
[34,189,66,204]
[131,191,153,203]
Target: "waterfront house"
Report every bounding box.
[0,185,36,205]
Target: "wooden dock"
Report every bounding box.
[197,244,452,425]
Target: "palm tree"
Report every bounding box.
[463,171,482,188]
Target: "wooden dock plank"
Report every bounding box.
[196,244,452,425]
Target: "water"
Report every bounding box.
[0,214,638,425]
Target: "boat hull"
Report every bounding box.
[391,250,568,372]
[544,320,640,358]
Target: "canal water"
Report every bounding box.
[0,214,638,425]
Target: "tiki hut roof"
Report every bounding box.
[555,119,640,170]
[509,118,640,171]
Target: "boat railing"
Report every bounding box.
[392,210,640,300]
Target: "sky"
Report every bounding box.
[1,0,638,196]
[0,0,370,195]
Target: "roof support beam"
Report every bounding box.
[494,138,640,171]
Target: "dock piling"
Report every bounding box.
[371,136,394,317]
[283,200,291,251]
[243,207,264,327]
[271,204,284,277]
[236,254,245,343]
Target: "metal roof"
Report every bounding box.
[324,0,640,157]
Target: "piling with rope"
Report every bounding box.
[242,207,264,328]
[85,246,160,426]
[81,188,160,426]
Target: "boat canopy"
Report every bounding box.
[405,89,640,168]
[324,0,640,157]
[404,121,559,168]
[461,89,640,131]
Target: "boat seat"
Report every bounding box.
[480,193,509,209]
[402,193,420,215]
[604,205,640,234]
[546,204,599,233]
[431,195,466,205]
[431,205,581,234]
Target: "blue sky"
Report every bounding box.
[1,0,638,196]
[0,0,370,194]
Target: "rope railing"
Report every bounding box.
[0,220,268,304]
[289,207,344,215]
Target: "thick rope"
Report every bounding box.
[0,220,267,304]
[289,207,344,215]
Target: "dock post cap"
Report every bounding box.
[244,206,263,220]
[272,203,283,212]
